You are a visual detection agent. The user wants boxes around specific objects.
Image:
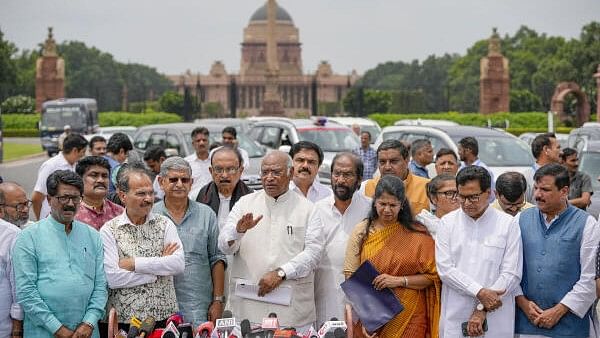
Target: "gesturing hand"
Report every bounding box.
[162,242,180,256]
[476,288,505,311]
[236,213,263,233]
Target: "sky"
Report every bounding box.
[1,0,599,76]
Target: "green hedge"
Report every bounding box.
[369,112,561,129]
[99,112,182,127]
[1,112,183,131]
[3,129,39,137]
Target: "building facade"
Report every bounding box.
[168,2,359,117]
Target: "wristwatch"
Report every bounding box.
[213,295,226,303]
[476,303,485,311]
[276,268,286,280]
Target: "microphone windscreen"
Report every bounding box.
[222,310,233,319]
[330,318,338,321]
[196,321,214,337]
[140,317,156,335]
[333,328,346,338]
[268,313,277,318]
[240,319,251,336]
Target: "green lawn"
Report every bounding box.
[2,142,43,161]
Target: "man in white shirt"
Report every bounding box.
[0,183,25,338]
[218,151,324,330]
[143,145,167,200]
[314,153,370,324]
[32,133,88,220]
[515,164,599,338]
[523,133,561,203]
[221,127,250,168]
[436,166,522,337]
[100,166,185,326]
[185,127,212,200]
[289,141,332,203]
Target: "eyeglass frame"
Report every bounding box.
[0,200,32,212]
[435,190,458,199]
[52,195,82,204]
[212,166,241,175]
[457,191,486,203]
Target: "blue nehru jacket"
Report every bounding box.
[516,205,590,337]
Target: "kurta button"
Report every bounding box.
[544,235,549,239]
[537,267,542,272]
[541,251,546,255]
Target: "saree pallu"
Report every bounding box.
[354,223,441,338]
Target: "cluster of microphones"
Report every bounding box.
[114,311,347,338]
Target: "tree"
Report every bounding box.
[510,89,543,112]
[1,95,36,114]
[159,91,184,115]
[0,29,18,103]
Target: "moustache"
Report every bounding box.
[218,179,232,184]
[298,168,311,174]
[94,183,107,189]
[63,206,76,212]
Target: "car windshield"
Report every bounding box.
[579,152,600,191]
[298,129,360,152]
[451,135,534,167]
[42,106,86,130]
[236,134,265,157]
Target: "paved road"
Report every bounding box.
[3,137,41,145]
[0,154,47,193]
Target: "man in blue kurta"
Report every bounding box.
[12,170,108,338]
[515,164,600,338]
[153,157,226,325]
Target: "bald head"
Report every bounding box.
[261,151,293,198]
[0,182,30,226]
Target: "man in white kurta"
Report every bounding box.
[436,166,522,337]
[218,151,324,329]
[314,153,371,324]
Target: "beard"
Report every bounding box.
[333,182,358,201]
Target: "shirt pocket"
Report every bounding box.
[482,237,506,263]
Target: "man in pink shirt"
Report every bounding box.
[75,156,124,230]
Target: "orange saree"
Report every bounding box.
[353,223,441,338]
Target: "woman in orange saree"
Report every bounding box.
[344,175,441,338]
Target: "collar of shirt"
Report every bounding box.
[113,210,159,228]
[264,188,293,204]
[460,204,496,225]
[54,152,75,170]
[540,204,570,228]
[290,179,328,196]
[153,199,199,225]
[219,192,232,202]
[322,191,371,216]
[80,199,113,215]
[0,218,20,235]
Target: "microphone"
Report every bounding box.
[240,319,251,338]
[332,328,345,338]
[148,329,164,338]
[139,317,157,338]
[127,316,142,338]
[261,313,279,338]
[167,313,185,327]
[215,310,236,338]
[316,318,346,338]
[195,321,214,338]
[177,323,193,338]
[162,321,180,338]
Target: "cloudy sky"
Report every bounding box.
[1,0,598,76]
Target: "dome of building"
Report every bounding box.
[249,3,293,23]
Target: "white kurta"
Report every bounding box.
[313,192,371,324]
[218,189,324,327]
[435,206,523,338]
[185,154,211,200]
[289,180,333,203]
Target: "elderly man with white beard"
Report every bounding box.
[313,153,371,325]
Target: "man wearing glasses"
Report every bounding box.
[492,172,534,217]
[12,170,108,338]
[153,157,227,325]
[218,151,324,331]
[436,166,523,337]
[100,166,184,329]
[0,182,27,338]
[197,147,253,230]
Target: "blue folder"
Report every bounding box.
[340,260,404,334]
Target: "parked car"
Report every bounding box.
[568,126,600,152]
[375,125,534,178]
[327,117,381,143]
[193,118,255,134]
[518,132,568,148]
[394,119,459,127]
[578,141,600,219]
[248,117,360,184]
[131,123,264,189]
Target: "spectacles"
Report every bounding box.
[213,166,240,175]
[436,190,458,199]
[457,192,484,203]
[332,171,356,180]
[1,200,32,212]
[167,177,192,184]
[54,195,82,204]
[261,169,286,178]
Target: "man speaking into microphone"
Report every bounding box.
[218,151,324,331]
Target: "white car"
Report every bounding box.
[84,126,137,143]
[394,119,459,127]
[327,117,381,143]
[375,125,534,178]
